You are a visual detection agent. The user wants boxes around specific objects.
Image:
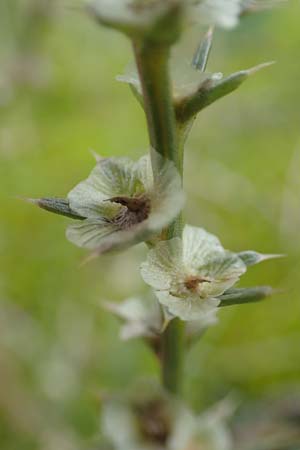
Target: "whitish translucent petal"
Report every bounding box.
[66,219,118,250]
[196,399,235,450]
[186,311,218,338]
[68,157,143,218]
[169,404,196,450]
[116,64,142,94]
[170,58,217,98]
[68,217,157,253]
[103,296,162,340]
[89,0,143,31]
[89,0,180,38]
[182,225,225,268]
[102,399,139,450]
[135,154,153,192]
[198,252,246,297]
[156,290,220,321]
[238,250,284,266]
[141,238,183,290]
[119,322,148,340]
[104,297,148,322]
[72,198,122,221]
[148,156,185,230]
[191,0,242,28]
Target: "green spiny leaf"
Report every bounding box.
[238,250,284,267]
[219,286,274,307]
[27,197,85,220]
[176,61,275,123]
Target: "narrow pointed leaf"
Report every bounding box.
[28,197,85,220]
[192,26,214,72]
[176,61,275,123]
[219,286,274,307]
[238,250,284,267]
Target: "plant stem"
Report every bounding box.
[133,40,184,394]
[133,42,182,179]
[161,318,185,393]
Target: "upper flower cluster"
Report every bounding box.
[88,0,245,45]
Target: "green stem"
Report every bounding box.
[133,41,182,179]
[161,318,184,393]
[133,40,184,394]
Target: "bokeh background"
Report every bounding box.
[1,1,300,449]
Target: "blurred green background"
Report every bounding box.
[1,1,300,449]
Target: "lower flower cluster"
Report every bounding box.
[100,382,233,450]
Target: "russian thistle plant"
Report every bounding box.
[29,1,284,449]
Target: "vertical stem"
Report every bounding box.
[162,318,185,393]
[134,40,184,394]
[133,42,183,177]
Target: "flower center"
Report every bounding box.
[109,194,151,229]
[135,399,170,445]
[129,0,161,12]
[184,275,211,293]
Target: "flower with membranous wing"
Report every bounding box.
[190,0,243,28]
[141,225,254,321]
[190,0,280,28]
[101,382,234,450]
[89,0,245,34]
[32,151,184,255]
[88,0,184,42]
[103,294,217,352]
[66,152,184,254]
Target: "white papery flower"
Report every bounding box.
[102,383,234,450]
[103,296,162,341]
[103,295,218,344]
[65,151,184,254]
[141,225,247,321]
[88,0,183,41]
[190,0,243,28]
[190,0,280,28]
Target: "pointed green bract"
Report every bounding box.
[27,197,84,220]
[237,250,284,267]
[219,286,274,307]
[176,62,275,123]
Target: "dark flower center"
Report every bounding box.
[184,275,211,292]
[109,194,151,229]
[130,0,162,13]
[135,399,171,445]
